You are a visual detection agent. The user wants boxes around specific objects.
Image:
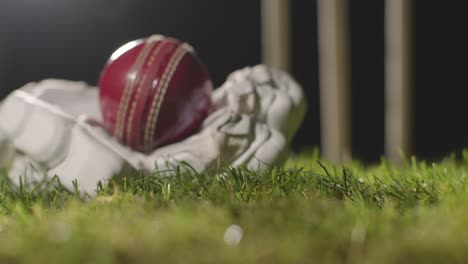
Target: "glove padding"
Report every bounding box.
[0,65,305,195]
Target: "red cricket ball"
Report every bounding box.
[98,35,213,153]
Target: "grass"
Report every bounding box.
[1,150,468,263]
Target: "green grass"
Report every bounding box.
[2,150,468,263]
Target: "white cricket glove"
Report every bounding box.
[0,65,306,195]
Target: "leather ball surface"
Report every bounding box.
[99,35,213,153]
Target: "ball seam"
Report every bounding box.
[143,46,187,152]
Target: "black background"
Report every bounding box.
[0,0,467,162]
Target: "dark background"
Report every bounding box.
[0,0,467,162]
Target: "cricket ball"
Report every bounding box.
[98,35,213,153]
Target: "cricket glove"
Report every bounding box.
[0,65,305,194]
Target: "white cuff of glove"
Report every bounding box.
[0,82,124,194]
[0,90,74,167]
